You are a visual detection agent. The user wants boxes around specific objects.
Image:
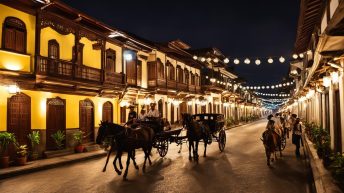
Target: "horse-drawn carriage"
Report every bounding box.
[138,113,227,158]
[191,113,227,152]
[96,113,228,180]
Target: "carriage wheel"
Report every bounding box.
[157,139,169,157]
[218,129,226,152]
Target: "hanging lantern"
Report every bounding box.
[224,58,229,64]
[292,54,298,59]
[279,56,285,63]
[255,59,261,65]
[322,76,331,87]
[268,58,273,64]
[201,57,206,62]
[234,58,240,65]
[266,86,270,89]
[271,86,275,89]
[193,55,198,60]
[244,58,250,64]
[299,53,304,58]
[262,86,265,89]
[331,71,339,83]
[213,58,219,63]
[210,78,216,83]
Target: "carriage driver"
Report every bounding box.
[147,102,160,118]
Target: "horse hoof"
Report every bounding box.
[189,156,192,161]
[134,165,139,170]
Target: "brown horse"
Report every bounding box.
[96,121,155,180]
[182,113,211,161]
[262,120,281,166]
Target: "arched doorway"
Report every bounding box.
[102,101,113,123]
[79,99,94,143]
[46,97,66,150]
[7,93,31,159]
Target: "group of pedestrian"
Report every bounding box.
[265,111,303,157]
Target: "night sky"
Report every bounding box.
[61,0,300,85]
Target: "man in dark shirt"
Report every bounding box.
[127,105,137,124]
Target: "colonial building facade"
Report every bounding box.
[0,0,266,154]
[286,0,344,152]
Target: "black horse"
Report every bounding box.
[182,113,211,161]
[96,121,155,180]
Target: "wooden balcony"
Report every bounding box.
[167,79,177,90]
[105,71,124,85]
[75,64,101,82]
[177,82,188,92]
[148,78,166,88]
[37,56,73,78]
[37,56,123,85]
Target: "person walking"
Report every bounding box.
[292,117,302,157]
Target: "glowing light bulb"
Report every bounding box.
[224,58,229,64]
[234,59,240,65]
[255,59,261,65]
[279,56,285,63]
[268,58,273,64]
[244,58,251,64]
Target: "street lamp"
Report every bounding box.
[7,84,20,94]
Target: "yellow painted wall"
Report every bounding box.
[80,37,101,69]
[40,27,75,61]
[156,51,166,65]
[0,50,31,71]
[0,85,119,131]
[0,4,35,72]
[105,42,122,73]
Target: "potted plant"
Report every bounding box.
[73,130,84,153]
[0,132,16,168]
[16,144,28,166]
[51,130,65,150]
[27,131,40,160]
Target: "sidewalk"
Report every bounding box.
[0,150,107,179]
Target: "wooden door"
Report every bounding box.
[102,101,113,123]
[79,99,94,143]
[46,98,66,150]
[7,93,31,159]
[171,103,174,124]
[179,102,187,122]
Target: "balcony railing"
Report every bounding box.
[167,79,176,90]
[37,56,123,85]
[37,56,73,78]
[75,64,101,82]
[105,71,124,85]
[177,82,188,92]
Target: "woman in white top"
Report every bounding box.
[292,118,302,157]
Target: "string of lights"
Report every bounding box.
[192,53,309,66]
[244,80,295,90]
[255,92,291,97]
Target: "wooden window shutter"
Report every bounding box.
[137,60,142,86]
[4,28,15,50]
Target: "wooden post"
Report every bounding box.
[34,10,42,74]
